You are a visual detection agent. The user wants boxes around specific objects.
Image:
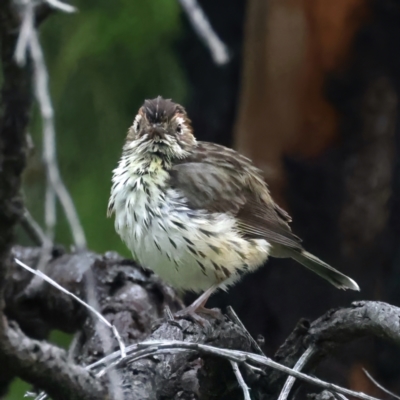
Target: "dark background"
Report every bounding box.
[13,0,400,397]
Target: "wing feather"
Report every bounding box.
[168,142,302,250]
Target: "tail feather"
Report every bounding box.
[289,250,359,291]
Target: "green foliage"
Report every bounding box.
[8,379,31,399]
[23,0,188,255]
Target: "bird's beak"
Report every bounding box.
[150,125,166,140]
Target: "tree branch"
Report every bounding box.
[1,323,105,400]
[7,245,400,399]
[0,3,104,399]
[0,0,31,299]
[0,0,34,392]
[267,301,400,397]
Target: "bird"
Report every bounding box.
[108,96,359,321]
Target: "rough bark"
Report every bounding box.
[5,247,400,399]
[0,3,105,397]
[9,247,256,400]
[0,0,35,394]
[308,391,337,400]
[1,323,104,400]
[0,0,31,296]
[267,301,400,397]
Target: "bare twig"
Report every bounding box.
[96,348,195,378]
[45,0,76,13]
[87,340,381,400]
[227,306,265,355]
[20,207,47,246]
[84,268,124,400]
[14,0,34,66]
[14,258,126,358]
[363,368,400,400]
[268,301,400,395]
[178,0,230,65]
[231,361,251,400]
[334,393,349,400]
[277,345,317,400]
[30,27,86,248]
[26,261,126,400]
[14,0,86,250]
[44,179,56,243]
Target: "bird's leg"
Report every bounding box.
[187,284,218,309]
[174,284,223,325]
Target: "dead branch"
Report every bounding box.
[265,301,400,398]
[363,369,400,400]
[0,0,31,296]
[6,246,400,400]
[2,323,105,400]
[15,0,86,249]
[9,247,252,399]
[277,345,316,400]
[0,0,35,393]
[0,2,105,398]
[20,208,47,246]
[178,0,230,65]
[89,340,379,400]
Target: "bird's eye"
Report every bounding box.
[176,125,182,134]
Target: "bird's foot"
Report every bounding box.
[171,284,222,330]
[174,305,223,330]
[195,306,224,320]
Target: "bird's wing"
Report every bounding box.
[168,142,302,250]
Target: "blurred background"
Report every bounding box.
[13,0,400,397]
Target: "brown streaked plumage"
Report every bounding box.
[170,143,303,249]
[108,96,359,321]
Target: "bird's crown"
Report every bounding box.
[125,96,196,159]
[142,97,184,124]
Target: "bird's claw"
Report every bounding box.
[173,305,223,333]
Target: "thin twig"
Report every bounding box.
[277,345,317,400]
[20,208,47,246]
[45,0,76,13]
[245,364,265,374]
[14,0,34,66]
[333,393,349,400]
[363,368,400,400]
[227,306,265,355]
[20,203,53,299]
[44,178,56,243]
[231,361,251,400]
[96,348,194,378]
[14,0,86,250]
[86,340,381,400]
[14,258,126,357]
[15,7,114,398]
[67,332,83,364]
[178,0,230,65]
[30,28,86,249]
[84,268,124,400]
[22,259,125,400]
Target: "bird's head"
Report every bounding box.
[125,96,196,159]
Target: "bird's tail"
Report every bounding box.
[289,249,359,291]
